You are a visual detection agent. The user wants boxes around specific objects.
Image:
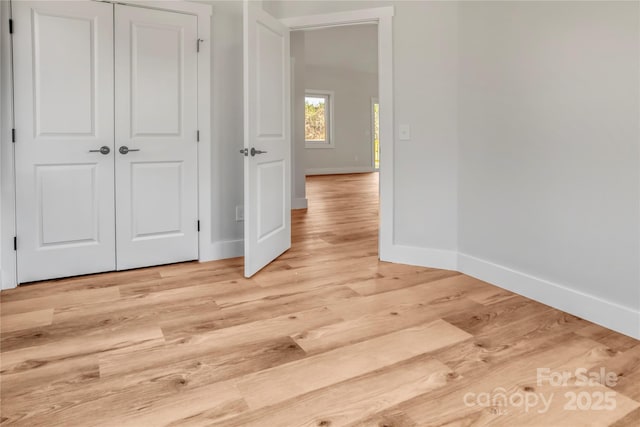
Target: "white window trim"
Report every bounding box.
[305,89,335,149]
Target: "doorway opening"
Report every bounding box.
[290,22,380,258]
[241,5,393,277]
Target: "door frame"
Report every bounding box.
[0,0,212,289]
[281,6,394,261]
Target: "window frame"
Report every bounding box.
[304,89,335,149]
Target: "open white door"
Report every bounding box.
[13,1,116,283]
[243,2,291,277]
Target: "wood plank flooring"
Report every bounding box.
[1,173,639,426]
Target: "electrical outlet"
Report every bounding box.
[236,205,244,222]
[399,124,411,141]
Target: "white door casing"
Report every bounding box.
[114,4,199,270]
[13,1,116,283]
[243,2,291,277]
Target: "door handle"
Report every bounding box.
[89,146,110,155]
[250,147,267,156]
[119,146,140,155]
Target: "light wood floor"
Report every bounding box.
[1,173,639,426]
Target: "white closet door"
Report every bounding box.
[243,2,291,277]
[114,5,199,270]
[13,1,115,283]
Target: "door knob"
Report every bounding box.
[250,147,267,156]
[119,146,140,155]
[89,146,110,155]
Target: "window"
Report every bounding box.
[372,99,380,170]
[305,90,334,148]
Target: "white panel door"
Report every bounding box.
[114,4,199,270]
[13,1,115,283]
[243,2,291,277]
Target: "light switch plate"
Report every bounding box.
[399,124,411,141]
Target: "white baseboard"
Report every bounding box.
[292,197,308,209]
[458,253,640,340]
[306,166,374,176]
[383,244,459,271]
[0,241,244,291]
[380,244,640,339]
[200,239,244,262]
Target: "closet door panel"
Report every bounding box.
[13,1,115,283]
[114,5,199,270]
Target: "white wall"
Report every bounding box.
[304,66,378,173]
[392,1,458,252]
[457,1,640,337]
[302,25,378,174]
[291,31,307,208]
[208,0,245,255]
[304,24,378,74]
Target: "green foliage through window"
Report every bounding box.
[373,103,380,169]
[305,96,327,142]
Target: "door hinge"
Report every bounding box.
[196,130,200,142]
[9,19,13,34]
[197,220,200,232]
[13,236,17,251]
[11,128,15,143]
